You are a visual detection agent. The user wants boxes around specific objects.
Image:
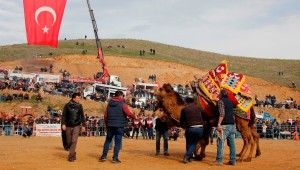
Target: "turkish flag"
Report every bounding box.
[23,0,67,48]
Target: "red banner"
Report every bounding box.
[23,0,67,48]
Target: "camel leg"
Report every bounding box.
[194,127,211,161]
[199,138,208,159]
[194,142,201,159]
[235,116,251,162]
[194,137,209,161]
[243,129,254,162]
[237,131,251,162]
[251,128,261,157]
[236,140,246,157]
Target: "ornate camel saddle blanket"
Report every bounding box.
[198,60,253,119]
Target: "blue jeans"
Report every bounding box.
[156,130,168,154]
[5,125,11,136]
[184,127,204,159]
[148,128,154,139]
[141,127,148,139]
[216,125,236,163]
[101,127,124,160]
[109,136,122,149]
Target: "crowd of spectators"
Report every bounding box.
[255,117,300,139]
[255,94,299,110]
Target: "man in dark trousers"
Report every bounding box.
[99,91,136,164]
[61,125,68,150]
[131,117,141,139]
[211,89,236,166]
[180,97,205,163]
[61,93,86,162]
[155,117,170,156]
[22,122,32,138]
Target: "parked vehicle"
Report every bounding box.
[83,83,127,100]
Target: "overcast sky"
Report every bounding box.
[1,0,300,60]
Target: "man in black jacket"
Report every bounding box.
[180,97,204,163]
[61,93,86,162]
[155,117,170,156]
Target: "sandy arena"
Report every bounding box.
[0,55,300,170]
[0,136,299,170]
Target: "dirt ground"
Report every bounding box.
[1,55,300,169]
[0,136,299,170]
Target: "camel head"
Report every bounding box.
[154,83,186,126]
[155,83,185,105]
[155,83,174,101]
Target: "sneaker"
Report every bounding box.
[155,152,160,156]
[99,156,106,162]
[210,161,223,166]
[68,158,74,162]
[164,153,170,156]
[183,156,189,163]
[112,159,121,164]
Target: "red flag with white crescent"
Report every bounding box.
[213,60,228,79]
[23,0,67,48]
[208,60,228,87]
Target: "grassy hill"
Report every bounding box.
[0,39,299,91]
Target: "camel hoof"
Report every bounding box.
[237,158,243,163]
[255,152,261,157]
[244,158,252,162]
[194,155,203,161]
[200,153,206,158]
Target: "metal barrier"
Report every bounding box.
[255,123,299,139]
[0,124,27,136]
[80,123,106,137]
[1,122,299,140]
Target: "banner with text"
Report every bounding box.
[35,124,61,137]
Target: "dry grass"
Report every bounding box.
[1,39,299,91]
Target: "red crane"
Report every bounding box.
[86,0,108,84]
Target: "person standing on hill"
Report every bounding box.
[99,91,136,164]
[61,93,86,162]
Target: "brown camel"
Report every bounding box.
[155,83,261,162]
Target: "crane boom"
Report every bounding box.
[86,0,108,82]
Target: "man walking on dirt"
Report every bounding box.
[99,91,136,164]
[61,93,86,162]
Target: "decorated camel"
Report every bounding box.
[155,60,261,162]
